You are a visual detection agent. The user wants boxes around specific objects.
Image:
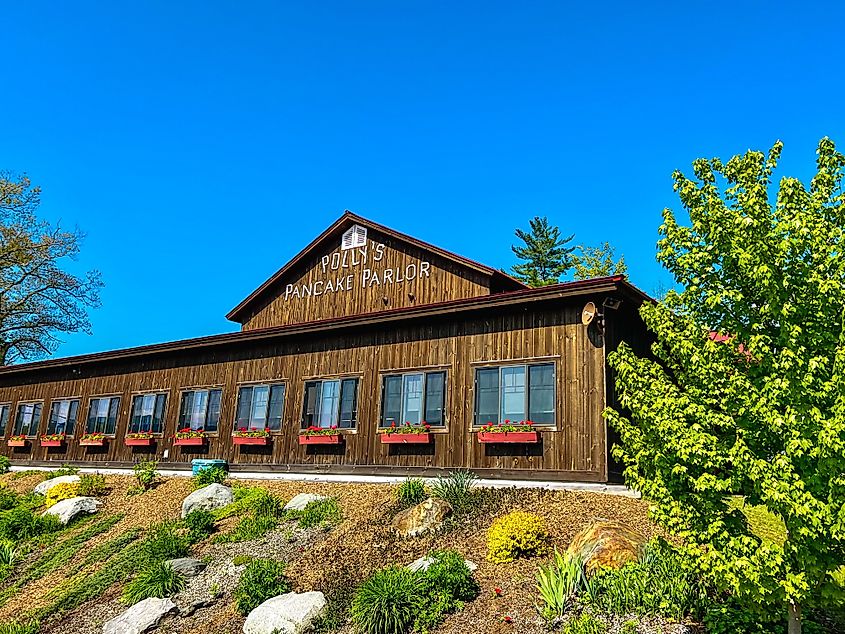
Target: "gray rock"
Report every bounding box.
[167,557,207,578]
[243,591,327,634]
[43,496,101,524]
[406,555,477,573]
[181,483,233,518]
[34,474,80,496]
[283,493,327,512]
[102,597,177,634]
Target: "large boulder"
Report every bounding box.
[181,483,233,518]
[566,520,646,576]
[102,597,177,634]
[166,557,206,578]
[283,493,327,512]
[34,474,80,496]
[243,591,327,634]
[43,496,101,525]
[390,497,452,538]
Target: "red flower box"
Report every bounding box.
[125,437,155,447]
[40,439,65,448]
[477,431,540,444]
[233,436,269,446]
[80,438,106,447]
[298,434,341,445]
[381,432,432,444]
[174,437,206,446]
[8,439,28,448]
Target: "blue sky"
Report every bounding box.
[3,1,844,358]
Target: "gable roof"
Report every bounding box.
[225,210,527,323]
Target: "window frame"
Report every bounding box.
[46,397,82,437]
[13,401,43,438]
[300,376,360,432]
[177,386,224,435]
[234,382,287,434]
[127,391,169,437]
[84,395,122,437]
[471,361,557,430]
[0,403,11,437]
[379,369,448,431]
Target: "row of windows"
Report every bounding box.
[0,363,556,438]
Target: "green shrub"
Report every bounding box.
[216,514,278,543]
[234,559,290,615]
[0,457,10,475]
[0,621,38,634]
[183,509,216,542]
[351,566,426,634]
[396,478,427,509]
[421,550,479,603]
[193,466,227,489]
[42,465,79,480]
[486,511,548,563]
[232,554,253,566]
[298,497,342,529]
[0,508,61,541]
[536,548,587,623]
[0,489,17,511]
[133,460,159,491]
[251,490,283,518]
[122,561,185,605]
[430,470,477,514]
[562,613,607,634]
[77,473,107,496]
[0,541,17,568]
[139,521,190,562]
[619,620,638,634]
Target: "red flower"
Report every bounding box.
[391,421,396,428]
[494,587,503,596]
[501,615,512,624]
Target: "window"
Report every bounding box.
[381,371,446,427]
[13,403,42,437]
[86,396,120,435]
[236,384,285,432]
[47,399,80,436]
[129,393,167,435]
[0,405,9,436]
[302,378,358,429]
[341,225,367,250]
[178,389,222,432]
[473,363,556,426]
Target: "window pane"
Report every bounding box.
[49,400,69,435]
[317,380,340,428]
[67,400,79,436]
[235,387,253,430]
[424,372,446,427]
[381,376,402,427]
[206,389,222,432]
[153,394,166,434]
[302,381,320,428]
[249,385,269,430]
[529,364,555,425]
[129,395,144,433]
[401,374,423,425]
[501,366,526,422]
[0,406,8,435]
[267,385,285,431]
[106,397,120,435]
[475,368,500,426]
[14,404,36,436]
[339,379,358,429]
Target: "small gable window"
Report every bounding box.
[341,225,367,250]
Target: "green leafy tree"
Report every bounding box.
[511,216,575,287]
[571,242,627,280]
[0,172,102,363]
[605,138,845,634]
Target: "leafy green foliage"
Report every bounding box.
[395,478,427,510]
[70,527,139,574]
[122,561,185,605]
[232,554,253,566]
[0,508,61,541]
[183,509,216,543]
[511,216,575,287]
[41,465,78,480]
[215,490,285,543]
[421,550,479,603]
[0,489,18,511]
[430,470,477,514]
[351,566,427,634]
[234,559,290,615]
[139,521,190,562]
[0,457,10,475]
[133,460,159,491]
[605,138,845,629]
[297,497,342,529]
[486,511,548,563]
[536,548,588,622]
[0,541,17,568]
[77,473,107,497]
[193,466,226,489]
[0,621,38,634]
[571,242,627,280]
[561,613,607,634]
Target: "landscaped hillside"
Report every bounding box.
[0,465,839,634]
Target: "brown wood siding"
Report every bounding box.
[241,227,493,330]
[0,299,616,481]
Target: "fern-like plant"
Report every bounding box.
[122,561,185,605]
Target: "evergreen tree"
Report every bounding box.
[510,216,574,287]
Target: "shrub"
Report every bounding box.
[232,554,253,566]
[487,511,548,563]
[396,478,427,509]
[0,541,18,568]
[421,549,479,603]
[42,465,79,480]
[45,482,80,508]
[122,561,185,605]
[430,470,477,513]
[0,488,17,511]
[298,497,342,529]
[0,622,38,634]
[562,613,607,634]
[193,466,227,489]
[0,508,61,541]
[140,521,190,562]
[183,509,216,542]
[536,548,587,622]
[78,473,107,496]
[234,559,290,615]
[133,460,159,491]
[351,566,426,634]
[0,457,10,474]
[251,490,283,518]
[216,514,278,543]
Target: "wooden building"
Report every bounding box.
[0,212,650,482]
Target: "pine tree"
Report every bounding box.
[510,216,574,287]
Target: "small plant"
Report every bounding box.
[45,482,80,508]
[620,621,639,634]
[40,432,67,443]
[0,488,18,511]
[380,421,432,435]
[140,521,190,562]
[122,561,185,605]
[396,478,427,509]
[0,621,39,634]
[234,559,291,615]
[536,548,588,622]
[42,464,79,480]
[421,549,480,603]
[478,420,536,433]
[562,613,607,634]
[232,554,253,566]
[80,432,105,443]
[487,511,549,563]
[430,470,478,513]
[78,473,107,496]
[125,431,154,440]
[351,566,426,634]
[216,514,278,543]
[193,466,227,489]
[0,456,10,474]
[299,425,340,437]
[232,427,270,438]
[174,427,207,440]
[0,507,62,541]
[183,509,216,542]
[298,497,342,529]
[284,528,295,543]
[0,541,17,567]
[133,460,159,491]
